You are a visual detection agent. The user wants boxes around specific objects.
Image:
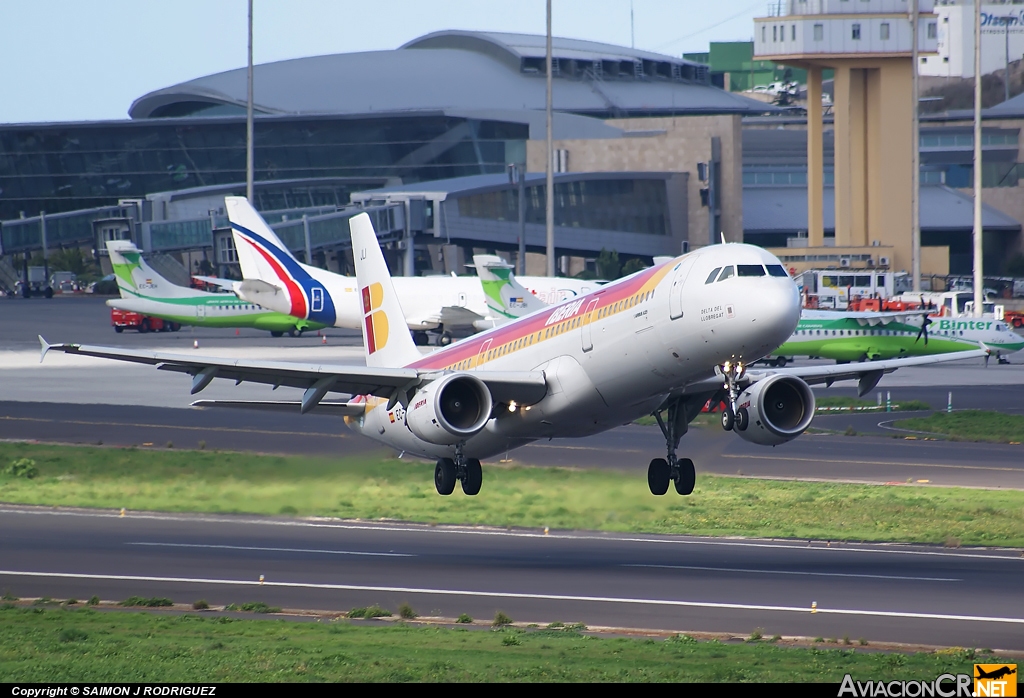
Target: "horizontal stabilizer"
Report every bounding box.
[192,276,237,291]
[232,278,286,311]
[191,399,365,416]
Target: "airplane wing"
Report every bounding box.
[406,306,489,331]
[678,349,989,398]
[39,337,547,412]
[848,310,931,327]
[191,275,237,292]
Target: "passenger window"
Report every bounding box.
[717,266,735,282]
[706,268,722,284]
[737,265,766,277]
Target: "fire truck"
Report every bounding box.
[110,308,181,333]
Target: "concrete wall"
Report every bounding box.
[525,114,743,251]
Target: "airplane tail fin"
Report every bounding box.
[349,213,420,368]
[225,196,300,284]
[225,196,336,322]
[105,240,197,299]
[472,254,548,320]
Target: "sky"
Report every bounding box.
[0,0,764,124]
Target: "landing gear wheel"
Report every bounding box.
[773,356,787,367]
[288,328,297,337]
[270,331,284,337]
[735,407,749,432]
[434,458,456,495]
[439,331,453,346]
[674,458,695,496]
[721,405,735,432]
[413,331,429,346]
[647,458,670,496]
[114,326,124,333]
[461,458,482,496]
[169,322,181,332]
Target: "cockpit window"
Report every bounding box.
[766,264,788,277]
[705,268,722,284]
[716,266,735,282]
[737,264,766,277]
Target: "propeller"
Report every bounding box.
[914,314,932,345]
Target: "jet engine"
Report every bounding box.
[733,374,815,446]
[405,373,493,445]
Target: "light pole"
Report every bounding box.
[545,0,555,277]
[911,0,921,292]
[246,0,254,203]
[972,0,983,318]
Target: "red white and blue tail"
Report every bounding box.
[225,196,337,326]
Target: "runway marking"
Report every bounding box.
[0,416,345,440]
[721,454,1023,473]
[621,564,961,582]
[126,542,412,557]
[2,507,1022,562]
[0,569,1019,626]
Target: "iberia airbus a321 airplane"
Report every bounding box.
[40,204,984,497]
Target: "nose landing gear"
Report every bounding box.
[719,360,745,432]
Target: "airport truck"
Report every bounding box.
[110,308,180,333]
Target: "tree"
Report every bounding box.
[596,249,620,280]
[620,257,647,277]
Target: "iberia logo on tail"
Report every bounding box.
[362,282,388,354]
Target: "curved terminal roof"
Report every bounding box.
[130,30,773,120]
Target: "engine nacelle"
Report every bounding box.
[733,374,815,446]
[405,373,493,445]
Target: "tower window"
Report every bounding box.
[927,22,937,39]
[880,23,890,41]
[814,24,823,41]
[852,24,861,41]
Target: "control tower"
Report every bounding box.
[754,1,939,273]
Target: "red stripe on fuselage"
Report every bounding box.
[239,235,308,318]
[409,260,675,371]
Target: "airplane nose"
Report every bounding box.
[757,278,801,349]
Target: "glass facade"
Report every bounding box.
[0,115,528,222]
[457,179,668,236]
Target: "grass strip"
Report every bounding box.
[635,398,931,427]
[0,606,1005,682]
[816,397,931,412]
[895,411,1024,444]
[2,443,1023,546]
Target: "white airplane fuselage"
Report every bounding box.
[346,244,801,460]
[233,258,598,332]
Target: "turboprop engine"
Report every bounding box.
[733,374,815,446]
[405,373,493,445]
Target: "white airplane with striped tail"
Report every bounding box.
[226,197,600,346]
[39,211,985,497]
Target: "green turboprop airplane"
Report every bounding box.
[106,240,328,336]
[767,309,1024,366]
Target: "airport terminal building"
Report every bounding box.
[1,29,1022,285]
[0,31,771,281]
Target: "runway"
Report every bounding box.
[0,505,1021,649]
[3,296,1024,650]
[3,400,1023,489]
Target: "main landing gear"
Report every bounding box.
[648,400,696,496]
[434,442,482,496]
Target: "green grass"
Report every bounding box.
[634,399,931,427]
[2,443,1024,546]
[816,397,931,412]
[896,410,1024,444]
[0,606,1005,682]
